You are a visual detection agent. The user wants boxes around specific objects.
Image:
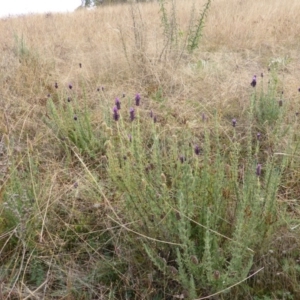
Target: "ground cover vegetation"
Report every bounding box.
[0,0,300,298]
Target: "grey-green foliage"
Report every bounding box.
[105,108,286,297]
[187,0,212,52]
[254,70,283,126]
[45,92,108,158]
[158,0,212,59]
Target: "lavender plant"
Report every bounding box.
[104,107,287,298]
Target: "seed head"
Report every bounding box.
[250,75,257,87]
[135,93,141,106]
[213,270,220,280]
[191,255,199,265]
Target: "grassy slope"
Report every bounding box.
[0,0,300,299]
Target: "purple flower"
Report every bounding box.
[67,97,71,102]
[74,115,78,121]
[257,132,261,140]
[194,145,200,155]
[130,107,135,121]
[135,93,141,106]
[79,63,82,68]
[115,98,121,110]
[298,87,300,92]
[232,118,237,127]
[179,155,186,163]
[113,106,119,121]
[256,164,262,176]
[153,115,157,123]
[202,113,207,122]
[250,75,257,87]
[68,83,72,90]
[55,82,58,89]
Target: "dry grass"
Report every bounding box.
[1,0,300,126]
[0,0,300,299]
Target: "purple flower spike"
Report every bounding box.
[68,83,72,90]
[113,106,119,121]
[74,115,78,121]
[250,75,257,87]
[153,115,157,123]
[194,145,200,155]
[256,164,262,176]
[135,93,141,106]
[79,63,82,68]
[150,110,153,118]
[115,98,121,110]
[55,82,58,89]
[298,88,300,92]
[130,107,135,121]
[232,118,237,127]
